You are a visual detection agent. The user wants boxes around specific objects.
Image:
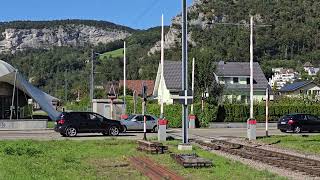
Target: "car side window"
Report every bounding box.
[136,115,144,122]
[76,113,88,122]
[146,116,154,121]
[95,114,104,122]
[307,115,318,121]
[295,114,306,120]
[89,113,101,121]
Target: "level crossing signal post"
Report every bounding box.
[142,83,147,140]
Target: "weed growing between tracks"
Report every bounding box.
[0,139,285,180]
[259,135,320,155]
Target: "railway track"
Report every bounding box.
[195,139,320,177]
[128,156,184,180]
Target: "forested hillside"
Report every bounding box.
[1,0,320,103]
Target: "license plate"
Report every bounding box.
[281,122,286,124]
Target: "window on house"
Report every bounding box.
[233,77,239,83]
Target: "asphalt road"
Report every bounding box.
[0,127,317,140]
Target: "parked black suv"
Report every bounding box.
[277,113,320,133]
[54,112,124,137]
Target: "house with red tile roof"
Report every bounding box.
[119,80,154,97]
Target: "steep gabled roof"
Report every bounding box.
[216,61,269,90]
[303,62,313,67]
[163,61,182,91]
[279,81,313,92]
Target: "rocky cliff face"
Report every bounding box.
[0,24,131,53]
[149,0,225,55]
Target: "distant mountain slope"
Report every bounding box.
[150,0,320,65]
[0,20,135,53]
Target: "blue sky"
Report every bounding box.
[0,0,193,29]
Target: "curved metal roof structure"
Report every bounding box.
[0,60,61,120]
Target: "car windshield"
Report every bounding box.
[126,115,135,120]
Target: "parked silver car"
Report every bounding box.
[121,114,158,132]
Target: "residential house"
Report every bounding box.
[153,61,181,104]
[303,62,319,76]
[279,81,320,98]
[119,80,154,97]
[215,61,270,103]
[269,68,300,90]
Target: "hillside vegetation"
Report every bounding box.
[0,0,320,103]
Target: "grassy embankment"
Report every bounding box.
[259,135,320,154]
[100,48,124,59]
[0,139,285,180]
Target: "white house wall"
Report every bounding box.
[157,76,174,104]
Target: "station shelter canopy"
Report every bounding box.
[0,60,61,120]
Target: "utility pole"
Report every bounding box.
[182,0,188,144]
[123,41,127,115]
[160,14,164,120]
[64,69,68,102]
[90,49,94,111]
[247,15,257,141]
[158,14,167,142]
[191,58,195,114]
[265,88,269,137]
[250,16,254,120]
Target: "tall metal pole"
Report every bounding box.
[123,41,126,114]
[265,88,269,137]
[191,58,195,114]
[160,14,164,119]
[182,0,188,144]
[90,49,94,110]
[250,16,254,119]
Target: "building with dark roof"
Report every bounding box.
[153,60,271,104]
[279,81,320,97]
[153,61,182,104]
[215,61,270,103]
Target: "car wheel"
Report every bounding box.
[152,126,158,133]
[293,126,301,133]
[60,133,67,137]
[109,126,120,136]
[66,127,77,137]
[280,129,286,133]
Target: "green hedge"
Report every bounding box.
[218,104,320,122]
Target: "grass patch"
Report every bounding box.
[0,139,285,179]
[0,139,146,180]
[100,48,123,59]
[47,121,55,128]
[258,135,320,154]
[149,141,286,180]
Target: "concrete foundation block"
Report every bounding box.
[178,143,193,151]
